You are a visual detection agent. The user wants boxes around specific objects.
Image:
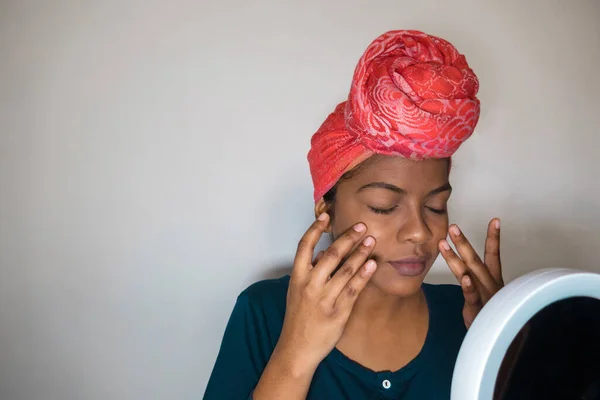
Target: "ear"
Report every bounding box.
[314,198,332,233]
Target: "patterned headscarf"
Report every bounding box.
[308,30,480,202]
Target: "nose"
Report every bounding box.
[397,208,433,245]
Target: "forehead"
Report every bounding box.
[340,155,449,191]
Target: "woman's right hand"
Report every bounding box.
[273,213,378,376]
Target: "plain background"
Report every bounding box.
[1,0,599,399]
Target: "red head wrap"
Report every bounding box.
[307,30,480,202]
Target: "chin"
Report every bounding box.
[369,263,432,297]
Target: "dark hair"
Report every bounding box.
[322,180,340,208]
[322,159,374,216]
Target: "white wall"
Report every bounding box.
[1,0,599,399]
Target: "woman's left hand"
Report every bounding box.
[439,219,504,329]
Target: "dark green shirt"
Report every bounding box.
[204,275,466,399]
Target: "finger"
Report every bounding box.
[439,239,468,280]
[311,222,368,284]
[293,213,330,278]
[440,239,485,295]
[461,275,481,307]
[334,259,378,312]
[312,250,325,266]
[484,218,503,285]
[323,235,376,303]
[462,275,482,329]
[448,225,498,290]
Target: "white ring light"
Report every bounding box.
[451,268,600,400]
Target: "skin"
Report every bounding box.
[253,155,504,400]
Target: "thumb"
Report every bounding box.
[461,275,482,329]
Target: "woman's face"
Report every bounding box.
[324,155,451,297]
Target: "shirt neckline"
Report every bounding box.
[324,283,438,386]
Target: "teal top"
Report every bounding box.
[204,275,467,399]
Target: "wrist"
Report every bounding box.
[271,342,319,380]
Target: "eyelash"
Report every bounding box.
[368,206,447,215]
[368,206,397,215]
[427,207,447,215]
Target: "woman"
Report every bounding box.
[204,30,504,399]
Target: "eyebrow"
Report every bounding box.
[357,182,452,197]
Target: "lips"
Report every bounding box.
[388,256,429,277]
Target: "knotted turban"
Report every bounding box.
[308,30,480,202]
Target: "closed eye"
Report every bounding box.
[368,205,398,215]
[427,207,447,215]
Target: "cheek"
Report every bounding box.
[364,220,396,247]
[330,201,366,235]
[331,202,386,235]
[429,214,450,239]
[330,210,391,250]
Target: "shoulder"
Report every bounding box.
[239,274,290,303]
[205,276,291,397]
[235,275,290,319]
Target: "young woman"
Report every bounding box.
[204,29,504,399]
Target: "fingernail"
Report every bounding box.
[441,240,450,251]
[451,225,461,236]
[363,236,374,247]
[463,275,471,286]
[318,213,328,221]
[353,223,366,232]
[365,260,377,273]
[494,219,500,230]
